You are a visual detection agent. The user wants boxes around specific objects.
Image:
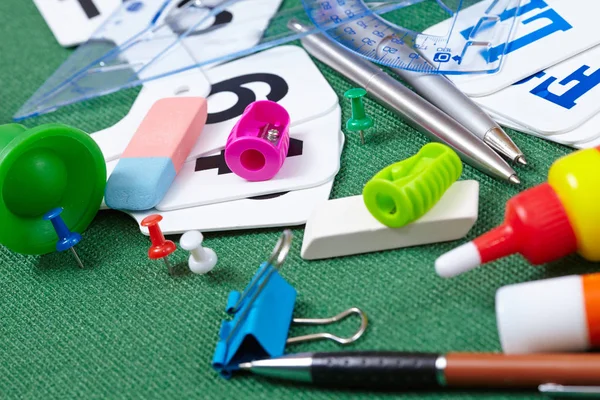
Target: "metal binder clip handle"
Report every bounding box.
[267,229,293,268]
[539,383,600,398]
[223,230,293,349]
[287,307,368,345]
[227,230,293,315]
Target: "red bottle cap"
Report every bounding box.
[475,183,578,265]
[436,183,579,278]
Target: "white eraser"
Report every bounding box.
[300,180,479,260]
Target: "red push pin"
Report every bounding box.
[141,214,176,274]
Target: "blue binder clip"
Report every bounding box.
[212,230,368,378]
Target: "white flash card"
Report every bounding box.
[90,0,283,161]
[129,133,344,235]
[573,133,600,149]
[488,112,573,145]
[542,115,600,146]
[156,105,342,211]
[131,178,335,235]
[186,45,339,160]
[92,46,337,163]
[33,0,121,47]
[553,124,600,146]
[473,45,600,135]
[104,176,336,233]
[179,0,283,70]
[490,108,600,145]
[434,0,600,96]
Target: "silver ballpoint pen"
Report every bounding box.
[390,67,527,165]
[288,19,520,184]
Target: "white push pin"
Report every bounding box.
[180,230,218,274]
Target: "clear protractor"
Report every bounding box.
[301,0,523,75]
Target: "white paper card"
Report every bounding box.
[474,45,600,135]
[187,45,339,159]
[131,178,336,235]
[438,0,600,96]
[92,46,337,162]
[487,107,600,146]
[104,132,344,234]
[180,0,283,69]
[129,131,344,235]
[156,105,342,210]
[33,0,121,46]
[573,133,600,149]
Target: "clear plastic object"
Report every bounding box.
[15,0,522,121]
[304,0,523,74]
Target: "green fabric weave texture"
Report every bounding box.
[0,1,596,398]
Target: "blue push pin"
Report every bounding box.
[43,207,85,269]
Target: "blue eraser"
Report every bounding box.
[105,157,176,211]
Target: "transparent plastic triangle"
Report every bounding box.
[15,0,522,120]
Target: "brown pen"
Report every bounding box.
[239,351,600,394]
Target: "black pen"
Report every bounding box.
[239,351,600,393]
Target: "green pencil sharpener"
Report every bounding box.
[363,143,462,228]
[0,123,106,255]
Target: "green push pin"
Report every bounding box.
[344,88,373,145]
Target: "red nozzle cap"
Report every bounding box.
[474,183,578,265]
[141,214,176,260]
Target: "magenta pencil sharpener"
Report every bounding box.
[224,100,291,181]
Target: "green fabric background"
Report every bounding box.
[0,1,596,398]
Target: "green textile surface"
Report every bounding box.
[0,1,596,399]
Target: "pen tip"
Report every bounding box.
[515,155,527,166]
[238,362,252,370]
[509,175,521,185]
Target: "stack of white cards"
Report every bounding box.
[96,46,343,235]
[427,0,600,149]
[81,0,344,234]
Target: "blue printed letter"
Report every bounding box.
[487,8,572,62]
[530,65,600,109]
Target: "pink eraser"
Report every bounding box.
[224,100,290,181]
[105,97,207,210]
[121,97,208,171]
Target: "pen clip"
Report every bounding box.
[539,383,600,398]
